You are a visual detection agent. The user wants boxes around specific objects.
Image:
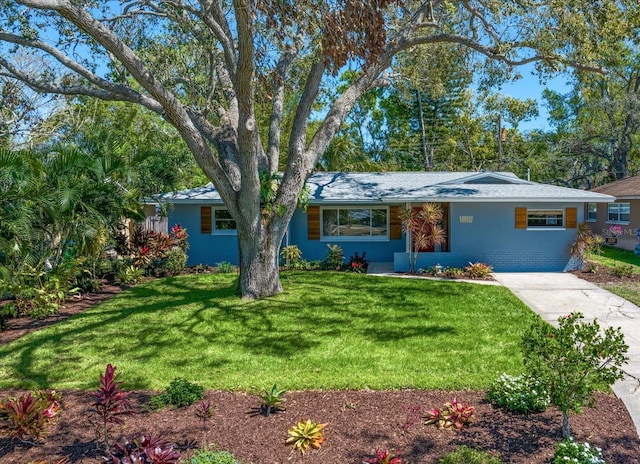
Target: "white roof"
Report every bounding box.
[156,171,614,204]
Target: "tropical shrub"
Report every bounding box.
[441,267,464,278]
[463,262,493,279]
[348,251,368,273]
[0,390,61,442]
[325,244,344,270]
[400,202,447,273]
[438,445,505,464]
[259,384,286,416]
[552,438,605,464]
[164,247,188,276]
[194,400,214,448]
[110,434,180,464]
[285,419,328,454]
[280,245,302,270]
[150,378,204,410]
[216,261,237,273]
[89,364,133,451]
[116,265,144,285]
[522,312,628,439]
[425,398,474,430]
[364,448,404,463]
[185,448,241,464]
[610,264,636,278]
[486,373,549,414]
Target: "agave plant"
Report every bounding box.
[285,419,328,454]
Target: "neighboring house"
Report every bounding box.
[157,171,613,272]
[586,175,640,251]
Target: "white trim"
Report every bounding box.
[320,206,390,240]
[212,208,237,235]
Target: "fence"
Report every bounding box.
[139,215,168,235]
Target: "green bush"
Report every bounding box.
[325,244,344,270]
[216,262,237,274]
[150,378,204,410]
[486,373,549,414]
[186,448,241,464]
[552,438,605,464]
[438,446,505,464]
[164,247,188,276]
[610,264,636,278]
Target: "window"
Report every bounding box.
[213,209,237,233]
[527,209,564,228]
[608,202,630,223]
[321,207,388,239]
[587,203,597,222]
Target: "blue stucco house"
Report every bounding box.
[154,171,613,272]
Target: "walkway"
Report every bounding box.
[494,273,640,435]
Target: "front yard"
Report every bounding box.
[0,272,531,390]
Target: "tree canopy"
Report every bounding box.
[1,0,638,298]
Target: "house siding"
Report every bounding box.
[287,205,406,263]
[169,204,240,266]
[586,199,640,251]
[394,202,584,272]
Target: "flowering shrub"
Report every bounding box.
[608,225,622,237]
[552,438,605,464]
[486,373,549,414]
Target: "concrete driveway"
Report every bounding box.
[495,272,640,436]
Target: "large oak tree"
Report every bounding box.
[0,0,637,298]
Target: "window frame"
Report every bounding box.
[607,202,630,224]
[587,203,597,222]
[212,208,237,235]
[320,206,389,241]
[526,209,565,229]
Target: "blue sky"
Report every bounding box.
[497,65,573,132]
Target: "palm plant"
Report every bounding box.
[400,202,447,273]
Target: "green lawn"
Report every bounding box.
[0,272,534,391]
[590,246,640,305]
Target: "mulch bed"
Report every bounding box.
[1,274,640,463]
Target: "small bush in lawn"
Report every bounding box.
[286,419,328,455]
[364,448,404,463]
[0,390,61,442]
[486,373,550,414]
[216,261,237,274]
[425,398,474,430]
[110,434,180,464]
[186,448,241,464]
[151,378,204,410]
[552,438,605,464]
[438,445,505,464]
[463,262,493,279]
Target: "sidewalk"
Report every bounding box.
[494,272,640,436]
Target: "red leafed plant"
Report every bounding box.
[0,390,61,442]
[90,363,133,451]
[364,448,404,463]
[110,434,180,464]
[425,398,475,430]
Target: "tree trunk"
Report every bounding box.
[562,411,571,439]
[236,216,283,299]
